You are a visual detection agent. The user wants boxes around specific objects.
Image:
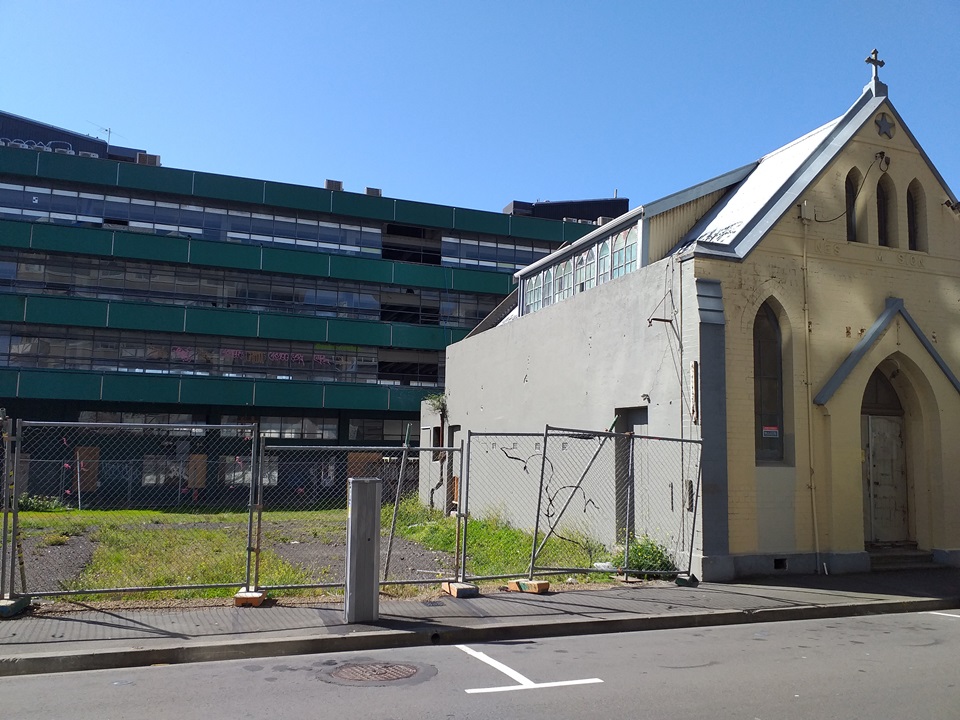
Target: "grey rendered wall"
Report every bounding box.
[443,256,705,565]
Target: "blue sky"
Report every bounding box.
[2,2,957,213]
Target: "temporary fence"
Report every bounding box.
[1,420,259,598]
[253,444,461,592]
[0,418,461,599]
[0,418,699,601]
[458,427,701,582]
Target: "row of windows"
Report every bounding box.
[843,169,928,251]
[0,179,558,273]
[522,224,639,314]
[0,325,443,386]
[0,251,500,328]
[73,412,414,444]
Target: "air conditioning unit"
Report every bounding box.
[54,147,75,155]
[136,153,161,166]
[78,151,99,158]
[596,216,614,225]
[364,187,382,197]
[325,179,344,192]
[8,141,27,149]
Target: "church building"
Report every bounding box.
[433,55,960,581]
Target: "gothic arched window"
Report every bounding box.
[754,302,783,462]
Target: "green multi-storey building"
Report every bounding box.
[0,112,602,444]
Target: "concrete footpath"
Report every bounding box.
[1,568,959,677]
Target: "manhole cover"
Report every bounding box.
[331,662,419,683]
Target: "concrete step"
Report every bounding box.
[870,550,936,572]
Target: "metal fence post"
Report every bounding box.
[459,433,472,582]
[0,412,10,599]
[244,429,260,591]
[528,425,551,580]
[623,434,635,573]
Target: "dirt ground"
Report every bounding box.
[9,525,455,597]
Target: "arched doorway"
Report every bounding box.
[860,369,911,546]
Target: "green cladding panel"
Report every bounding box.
[193,172,264,205]
[563,222,594,242]
[331,192,395,221]
[108,302,184,332]
[453,207,511,235]
[391,324,448,350]
[254,380,326,409]
[329,255,393,283]
[189,239,261,270]
[509,215,564,242]
[38,153,119,186]
[258,314,328,342]
[0,369,18,397]
[388,386,432,412]
[185,307,259,337]
[262,246,330,277]
[114,231,189,264]
[18,370,102,401]
[450,268,515,294]
[0,146,39,177]
[0,294,26,321]
[117,163,195,195]
[263,182,332,213]
[0,219,32,249]
[101,374,181,404]
[180,376,255,406]
[394,200,454,228]
[26,296,107,327]
[326,318,391,346]
[323,383,389,410]
[31,224,113,257]
[392,263,450,290]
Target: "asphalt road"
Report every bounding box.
[1,611,958,719]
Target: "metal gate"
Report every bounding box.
[458,426,701,582]
[1,419,259,598]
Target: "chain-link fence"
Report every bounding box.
[253,445,461,592]
[0,422,462,599]
[1,420,258,597]
[0,418,698,600]
[459,427,701,581]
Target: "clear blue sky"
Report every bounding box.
[2,1,957,213]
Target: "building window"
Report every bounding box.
[906,179,926,252]
[597,241,611,284]
[845,168,860,243]
[542,268,553,307]
[876,175,897,248]
[754,302,783,462]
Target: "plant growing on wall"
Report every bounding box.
[424,392,447,421]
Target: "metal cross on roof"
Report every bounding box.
[866,49,885,80]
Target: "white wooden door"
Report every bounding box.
[863,416,909,543]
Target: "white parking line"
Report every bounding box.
[927,611,960,618]
[457,644,603,694]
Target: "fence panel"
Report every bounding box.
[461,428,701,581]
[6,421,258,597]
[255,445,461,592]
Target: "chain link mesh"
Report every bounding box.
[461,428,701,580]
[8,421,258,596]
[255,445,461,590]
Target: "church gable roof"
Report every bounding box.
[677,75,958,261]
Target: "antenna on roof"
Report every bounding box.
[86,121,125,152]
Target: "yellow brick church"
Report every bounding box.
[432,53,960,580]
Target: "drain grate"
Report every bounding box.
[331,662,419,683]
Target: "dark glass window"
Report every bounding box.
[754,302,783,462]
[845,172,858,243]
[877,181,890,247]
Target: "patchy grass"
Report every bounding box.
[383,496,621,579]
